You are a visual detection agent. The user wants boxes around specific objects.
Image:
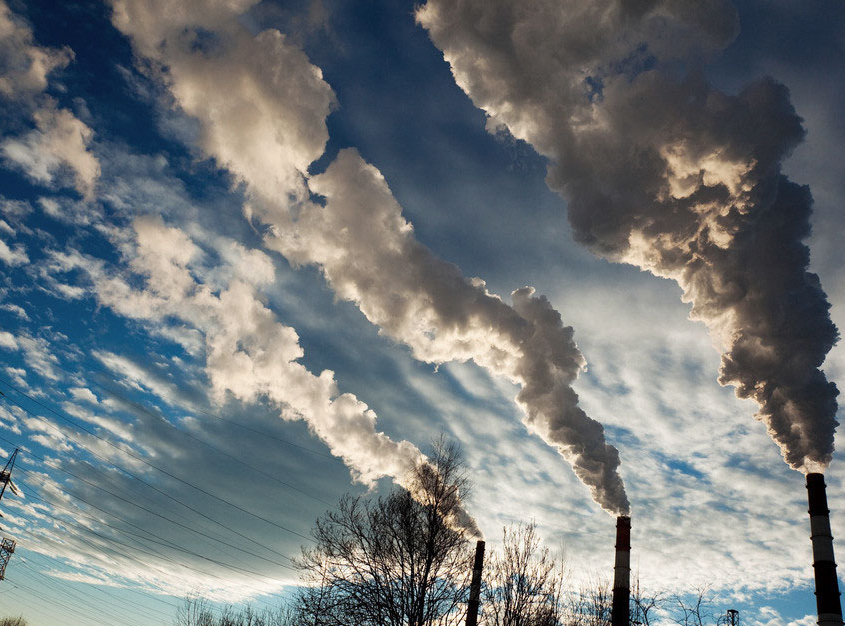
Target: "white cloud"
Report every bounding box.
[750,607,816,626]
[0,1,100,199]
[15,332,60,380]
[0,0,71,100]
[61,401,135,443]
[0,302,30,319]
[0,330,17,349]
[68,387,98,404]
[2,102,101,199]
[0,238,28,266]
[0,403,22,434]
[4,366,26,387]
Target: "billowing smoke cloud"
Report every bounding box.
[418,0,839,472]
[111,0,629,513]
[265,149,628,514]
[0,0,100,199]
[68,215,481,536]
[110,0,333,204]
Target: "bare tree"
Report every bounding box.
[630,576,664,626]
[563,577,612,626]
[671,586,714,626]
[175,596,215,626]
[294,438,475,626]
[173,595,297,626]
[482,521,566,626]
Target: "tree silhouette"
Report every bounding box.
[294,438,475,626]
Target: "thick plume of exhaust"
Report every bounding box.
[418,0,839,472]
[110,0,485,537]
[111,1,630,514]
[273,150,629,515]
[83,217,481,537]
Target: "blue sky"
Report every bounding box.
[0,0,843,624]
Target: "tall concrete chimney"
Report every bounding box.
[807,473,843,626]
[611,516,631,626]
[466,540,485,626]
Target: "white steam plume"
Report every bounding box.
[112,0,629,513]
[78,216,481,536]
[262,149,628,515]
[418,0,839,473]
[107,1,489,534]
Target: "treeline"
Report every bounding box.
[172,441,738,626]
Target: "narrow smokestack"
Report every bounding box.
[611,516,631,626]
[466,540,485,626]
[807,473,843,626]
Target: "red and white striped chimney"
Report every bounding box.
[466,540,485,626]
[807,473,843,626]
[611,516,631,626]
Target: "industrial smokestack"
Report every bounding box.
[807,473,843,626]
[611,516,631,626]
[466,540,485,626]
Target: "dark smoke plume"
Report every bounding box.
[419,0,839,472]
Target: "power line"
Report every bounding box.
[76,362,336,460]
[21,547,176,617]
[14,559,147,625]
[74,370,337,508]
[0,377,318,541]
[16,467,273,582]
[4,576,118,626]
[13,469,297,580]
[0,384,314,548]
[6,446,303,583]
[6,471,293,608]
[0,437,299,573]
[0,440,302,614]
[16,553,172,623]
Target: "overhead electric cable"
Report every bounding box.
[88,377,337,508]
[0,438,299,573]
[15,559,148,625]
[75,360,336,459]
[0,383,314,547]
[14,476,296,580]
[0,377,316,541]
[7,473,290,605]
[5,577,118,626]
[18,550,175,620]
[15,467,275,580]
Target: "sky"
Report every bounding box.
[0,0,843,624]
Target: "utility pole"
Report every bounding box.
[0,448,21,581]
[0,539,14,580]
[0,448,19,501]
[727,609,739,626]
